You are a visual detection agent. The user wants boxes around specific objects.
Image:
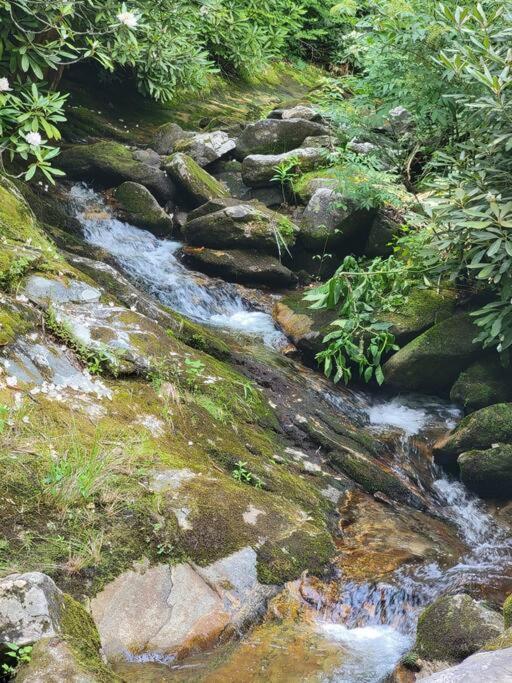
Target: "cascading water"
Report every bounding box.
[69,184,287,348]
[67,183,512,681]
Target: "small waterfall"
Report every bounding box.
[68,184,287,348]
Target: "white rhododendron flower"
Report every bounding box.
[0,77,11,92]
[117,10,138,28]
[25,131,42,146]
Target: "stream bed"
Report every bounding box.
[69,185,512,682]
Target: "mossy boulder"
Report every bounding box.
[113,181,174,237]
[382,313,481,395]
[383,288,456,345]
[181,246,296,287]
[236,118,329,157]
[504,595,512,629]
[458,444,512,499]
[241,148,326,187]
[152,122,194,155]
[364,211,402,257]
[434,403,512,466]
[59,141,175,202]
[450,355,512,414]
[299,188,374,254]
[292,167,338,204]
[163,152,229,207]
[184,200,298,253]
[415,593,502,662]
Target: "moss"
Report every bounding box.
[434,403,512,464]
[292,167,338,204]
[450,356,512,414]
[504,594,512,630]
[482,627,512,652]
[400,651,421,671]
[383,288,456,345]
[256,527,334,584]
[383,312,481,394]
[59,593,122,681]
[166,316,230,360]
[458,445,512,499]
[164,152,228,206]
[415,593,502,662]
[0,306,31,346]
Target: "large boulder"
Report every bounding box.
[433,403,512,466]
[299,188,373,253]
[450,356,512,414]
[414,593,502,663]
[174,130,236,167]
[241,148,326,188]
[59,141,175,202]
[113,181,174,237]
[236,119,329,157]
[183,199,298,253]
[365,211,402,257]
[181,246,296,287]
[163,152,229,208]
[382,313,481,394]
[91,549,276,663]
[458,445,512,498]
[152,122,193,155]
[0,572,117,682]
[281,105,323,121]
[420,647,512,682]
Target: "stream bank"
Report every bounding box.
[1,65,511,683]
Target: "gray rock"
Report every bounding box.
[281,105,322,121]
[365,212,401,257]
[301,135,332,149]
[237,119,330,157]
[152,122,194,155]
[242,148,326,187]
[23,276,101,306]
[347,139,378,155]
[174,130,236,167]
[0,573,63,646]
[181,246,296,287]
[113,181,174,237]
[421,647,512,682]
[183,201,298,253]
[132,148,161,167]
[299,187,373,252]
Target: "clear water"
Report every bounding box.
[69,184,286,348]
[67,184,512,681]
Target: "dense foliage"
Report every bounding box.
[0,0,341,180]
[308,0,512,383]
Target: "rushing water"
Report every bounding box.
[69,184,287,348]
[69,184,512,681]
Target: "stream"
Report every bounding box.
[69,185,512,682]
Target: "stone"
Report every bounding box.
[181,246,296,287]
[59,141,175,202]
[152,122,193,155]
[0,572,63,646]
[301,135,332,149]
[131,148,161,167]
[458,445,512,498]
[383,288,456,345]
[382,313,481,395]
[15,638,99,683]
[163,153,229,208]
[299,187,373,253]
[113,181,174,237]
[91,550,276,663]
[174,130,236,167]
[242,148,326,188]
[433,403,512,466]
[347,139,379,155]
[450,355,512,414]
[420,647,512,682]
[281,105,322,121]
[365,211,401,257]
[23,276,101,307]
[236,119,330,157]
[414,593,502,663]
[505,595,512,629]
[183,201,298,253]
[293,169,338,204]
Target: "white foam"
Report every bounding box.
[70,184,287,348]
[367,396,460,436]
[319,622,412,682]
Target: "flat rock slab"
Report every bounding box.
[237,118,329,157]
[242,147,326,187]
[91,548,276,663]
[421,647,512,682]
